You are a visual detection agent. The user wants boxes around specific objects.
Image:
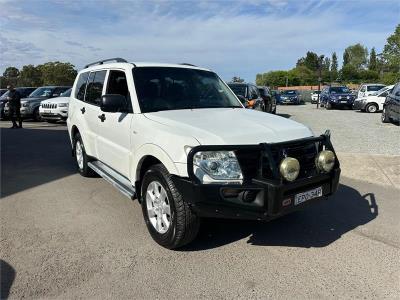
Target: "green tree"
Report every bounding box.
[296,51,319,71]
[343,44,369,70]
[331,52,338,81]
[2,67,20,86]
[290,66,317,85]
[382,24,400,72]
[231,76,244,83]
[37,62,77,85]
[322,57,331,82]
[340,64,360,82]
[256,70,289,87]
[369,47,377,71]
[18,65,43,87]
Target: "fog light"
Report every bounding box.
[315,150,335,173]
[279,157,300,182]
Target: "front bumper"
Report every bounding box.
[173,132,340,221]
[39,108,68,120]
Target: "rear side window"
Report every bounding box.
[367,85,385,92]
[75,72,89,101]
[85,70,107,105]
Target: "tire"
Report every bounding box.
[73,132,96,177]
[141,164,200,249]
[365,103,378,113]
[326,102,332,110]
[381,107,390,123]
[33,108,42,121]
[272,106,276,114]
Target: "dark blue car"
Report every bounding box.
[320,86,355,109]
[279,90,300,104]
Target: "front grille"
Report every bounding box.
[42,103,57,109]
[235,141,318,181]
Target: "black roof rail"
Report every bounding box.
[84,58,128,69]
[180,63,197,67]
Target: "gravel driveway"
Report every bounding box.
[277,103,400,155]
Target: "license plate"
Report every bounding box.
[294,186,323,205]
[340,100,347,103]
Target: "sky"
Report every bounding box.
[0,0,399,82]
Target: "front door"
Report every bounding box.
[95,70,133,177]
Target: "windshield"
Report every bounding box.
[228,84,247,97]
[133,67,242,113]
[281,90,297,95]
[367,85,385,92]
[330,87,350,94]
[29,87,54,97]
[60,88,72,97]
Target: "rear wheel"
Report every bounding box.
[366,103,378,113]
[141,164,200,249]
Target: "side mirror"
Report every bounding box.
[100,94,127,113]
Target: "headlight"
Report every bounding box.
[22,102,29,107]
[315,150,335,173]
[193,151,243,184]
[58,103,68,107]
[279,157,300,182]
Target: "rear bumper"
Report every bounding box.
[172,168,340,221]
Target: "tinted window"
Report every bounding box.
[106,70,131,111]
[29,87,54,97]
[228,84,247,97]
[85,70,107,105]
[53,87,69,96]
[61,88,72,97]
[282,90,297,95]
[392,83,400,97]
[330,87,350,94]
[367,85,385,92]
[133,67,242,113]
[75,72,89,101]
[250,86,259,99]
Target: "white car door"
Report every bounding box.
[377,89,389,110]
[95,69,133,177]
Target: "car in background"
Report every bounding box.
[382,82,400,124]
[0,87,36,119]
[228,83,264,111]
[279,90,300,105]
[353,85,394,113]
[4,86,71,121]
[311,90,321,104]
[320,86,355,110]
[271,90,281,104]
[357,83,386,99]
[39,88,72,123]
[257,86,276,113]
[0,89,7,97]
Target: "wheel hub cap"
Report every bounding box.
[75,141,84,170]
[146,181,171,234]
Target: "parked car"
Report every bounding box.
[311,90,321,104]
[0,87,36,119]
[257,86,276,113]
[357,83,386,99]
[68,58,340,249]
[0,89,7,97]
[382,82,400,124]
[4,86,70,121]
[279,90,300,104]
[227,82,264,111]
[39,88,72,122]
[353,85,394,113]
[320,86,355,109]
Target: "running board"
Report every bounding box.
[88,161,136,199]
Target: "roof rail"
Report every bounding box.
[84,58,128,69]
[180,63,197,67]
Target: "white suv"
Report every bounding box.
[67,58,341,249]
[39,88,72,122]
[353,85,394,113]
[357,83,386,99]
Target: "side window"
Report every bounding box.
[250,86,259,99]
[360,86,366,92]
[75,72,89,101]
[392,83,400,98]
[85,70,107,105]
[106,70,132,112]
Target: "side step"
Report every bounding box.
[88,161,136,199]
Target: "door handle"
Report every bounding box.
[98,114,106,122]
[80,107,86,114]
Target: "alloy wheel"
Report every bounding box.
[146,181,171,234]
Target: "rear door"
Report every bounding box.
[95,69,133,177]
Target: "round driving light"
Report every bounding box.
[279,157,300,182]
[315,150,335,173]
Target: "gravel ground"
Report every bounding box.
[277,103,400,155]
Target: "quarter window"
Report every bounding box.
[75,72,89,101]
[85,70,107,105]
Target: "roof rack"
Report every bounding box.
[180,63,197,67]
[84,58,128,69]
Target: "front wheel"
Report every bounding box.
[381,107,390,123]
[366,103,378,113]
[326,102,332,110]
[33,108,42,121]
[141,164,200,249]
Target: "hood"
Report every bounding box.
[144,108,313,145]
[40,96,70,104]
[21,96,48,103]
